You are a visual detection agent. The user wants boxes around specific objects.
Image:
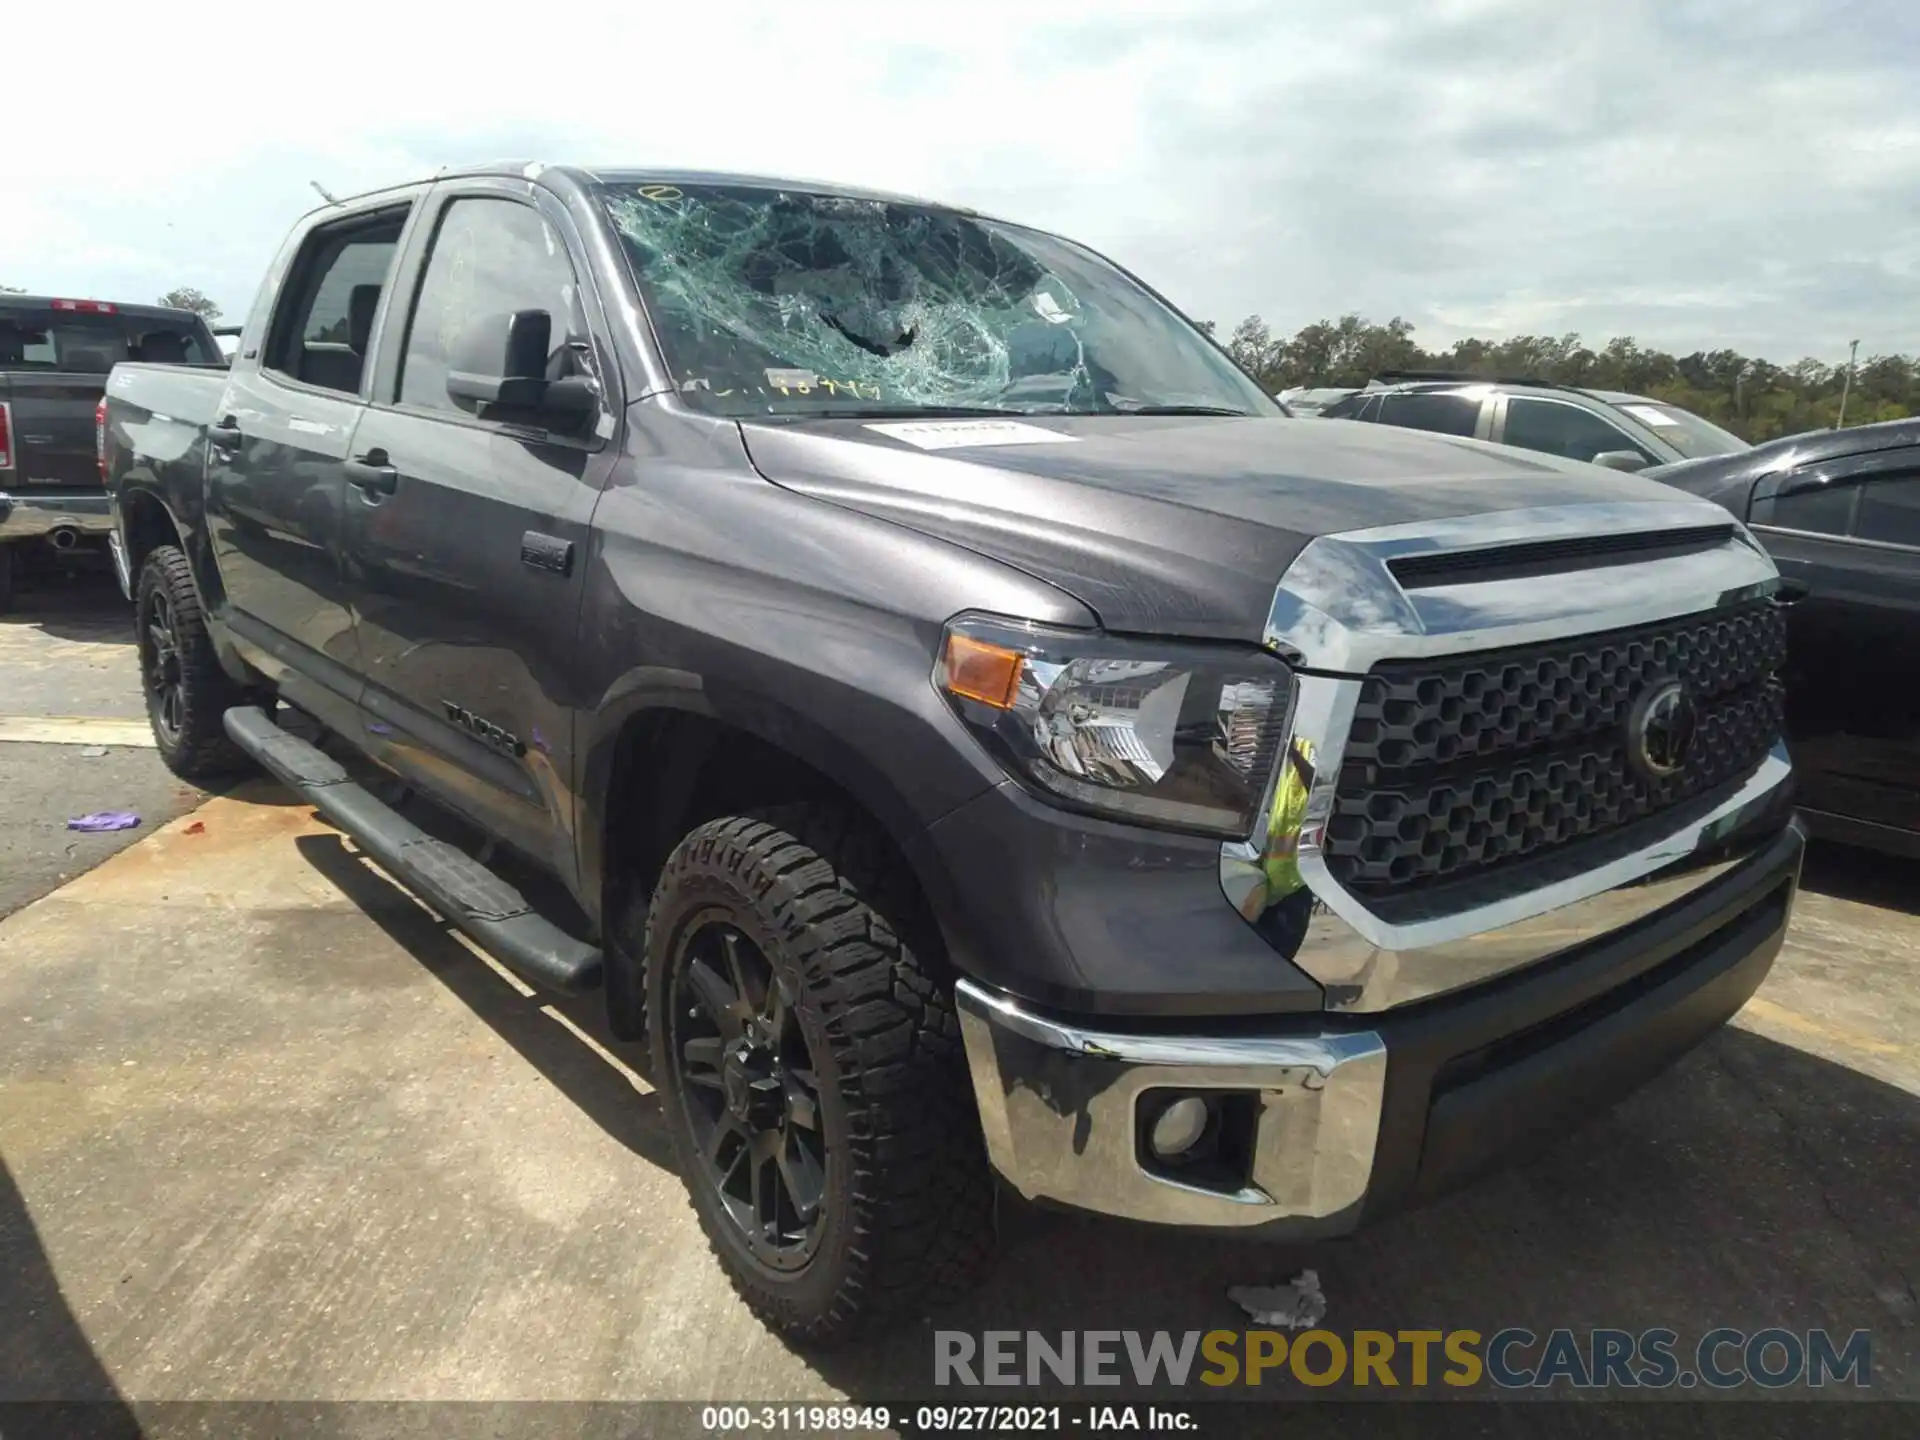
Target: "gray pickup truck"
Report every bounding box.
[0,295,224,610]
[103,163,1805,1345]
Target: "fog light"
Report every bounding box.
[1148,1096,1211,1159]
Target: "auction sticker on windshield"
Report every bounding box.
[865,420,1079,450]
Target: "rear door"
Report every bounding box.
[1749,446,1920,842]
[206,200,418,735]
[340,179,621,878]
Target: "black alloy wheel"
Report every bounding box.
[643,809,996,1345]
[141,583,185,746]
[133,545,252,779]
[669,919,829,1272]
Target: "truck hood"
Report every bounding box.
[738,414,1696,642]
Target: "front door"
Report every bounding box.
[341,185,618,879]
[1751,447,1920,843]
[205,204,413,734]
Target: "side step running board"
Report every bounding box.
[223,706,603,997]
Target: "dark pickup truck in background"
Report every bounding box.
[1648,417,1920,859]
[104,162,1805,1345]
[0,295,224,611]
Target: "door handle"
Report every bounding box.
[208,415,243,452]
[345,452,398,497]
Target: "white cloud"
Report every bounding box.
[3,0,1915,362]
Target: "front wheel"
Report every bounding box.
[645,808,996,1345]
[136,545,251,780]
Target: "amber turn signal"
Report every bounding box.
[942,632,1026,710]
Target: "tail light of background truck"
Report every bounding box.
[0,400,13,472]
[95,396,107,482]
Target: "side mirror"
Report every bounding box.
[1591,449,1649,473]
[446,309,598,431]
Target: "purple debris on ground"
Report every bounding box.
[67,812,141,833]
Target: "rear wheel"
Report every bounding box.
[136,545,251,780]
[644,807,996,1345]
[0,544,14,614]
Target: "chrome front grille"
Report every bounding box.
[1322,597,1789,897]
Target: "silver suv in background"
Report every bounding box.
[1322,371,1750,471]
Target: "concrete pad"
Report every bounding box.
[0,742,207,921]
[2,786,1917,1404]
[1,788,834,1401]
[0,578,203,919]
[0,580,146,722]
[0,717,157,747]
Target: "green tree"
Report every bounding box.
[1226,312,1915,442]
[158,287,221,320]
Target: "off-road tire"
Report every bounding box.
[644,807,996,1345]
[136,544,252,780]
[0,543,15,614]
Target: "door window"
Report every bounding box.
[398,198,593,419]
[264,208,409,395]
[1377,391,1479,437]
[1854,473,1920,550]
[1503,396,1654,465]
[1759,475,1857,536]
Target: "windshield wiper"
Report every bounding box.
[777,404,1037,420]
[1106,405,1257,417]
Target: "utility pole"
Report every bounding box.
[1835,338,1860,429]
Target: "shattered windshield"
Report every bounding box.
[597,182,1276,419]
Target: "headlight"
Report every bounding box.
[936,614,1296,838]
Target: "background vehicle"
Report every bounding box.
[1651,418,1920,858]
[1322,371,1750,470]
[103,163,1803,1347]
[0,295,223,611]
[1275,385,1362,417]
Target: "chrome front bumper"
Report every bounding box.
[0,490,114,541]
[956,980,1385,1229]
[958,815,1803,1234]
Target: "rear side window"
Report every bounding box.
[1321,392,1379,421]
[1760,476,1855,536]
[1855,473,1920,549]
[1503,397,1654,465]
[0,308,220,372]
[1378,391,1479,437]
[264,207,409,396]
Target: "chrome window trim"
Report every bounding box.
[1751,522,1920,558]
[1222,499,1794,1010]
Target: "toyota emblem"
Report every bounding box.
[1627,681,1698,780]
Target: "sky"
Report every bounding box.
[5,0,1915,365]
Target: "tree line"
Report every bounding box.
[1216,313,1915,442]
[6,279,1911,442]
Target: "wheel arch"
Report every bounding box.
[582,684,973,1040]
